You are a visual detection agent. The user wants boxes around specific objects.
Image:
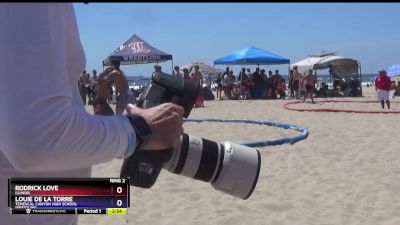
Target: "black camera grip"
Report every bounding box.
[120,148,173,188]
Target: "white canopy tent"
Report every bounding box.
[291,52,362,96]
[291,52,360,78]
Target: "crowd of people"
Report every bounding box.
[80,62,391,110]
[78,63,207,113]
[79,64,398,110]
[173,64,204,86]
[78,70,98,105]
[173,65,205,107]
[212,67,287,100]
[207,66,368,102]
[210,66,316,101]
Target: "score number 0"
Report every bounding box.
[116,186,124,207]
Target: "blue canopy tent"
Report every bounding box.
[103,34,173,72]
[214,46,290,65]
[214,46,290,99]
[388,64,400,78]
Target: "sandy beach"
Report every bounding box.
[78,86,400,225]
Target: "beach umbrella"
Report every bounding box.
[182,62,218,74]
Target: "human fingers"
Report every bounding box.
[126,104,144,116]
[160,103,184,117]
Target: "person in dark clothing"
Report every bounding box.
[289,69,294,98]
[250,68,266,99]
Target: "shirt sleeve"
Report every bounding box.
[0,3,136,172]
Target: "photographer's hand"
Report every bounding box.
[126,103,184,150]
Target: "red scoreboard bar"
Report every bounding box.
[8,178,130,215]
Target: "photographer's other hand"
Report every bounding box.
[126,103,184,150]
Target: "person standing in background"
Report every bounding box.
[173,65,182,78]
[78,70,87,105]
[215,72,223,99]
[85,72,93,104]
[375,69,392,109]
[90,69,98,101]
[191,65,204,107]
[292,66,302,99]
[303,69,316,103]
[191,65,203,86]
[94,57,135,115]
[92,69,98,80]
[152,64,163,76]
[289,69,294,98]
[182,68,191,80]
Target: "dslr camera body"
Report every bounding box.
[120,72,261,200]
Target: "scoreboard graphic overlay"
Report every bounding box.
[9,178,129,215]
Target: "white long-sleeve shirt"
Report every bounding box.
[0,4,135,225]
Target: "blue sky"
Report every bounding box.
[74,3,400,77]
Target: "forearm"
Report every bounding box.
[0,97,133,172]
